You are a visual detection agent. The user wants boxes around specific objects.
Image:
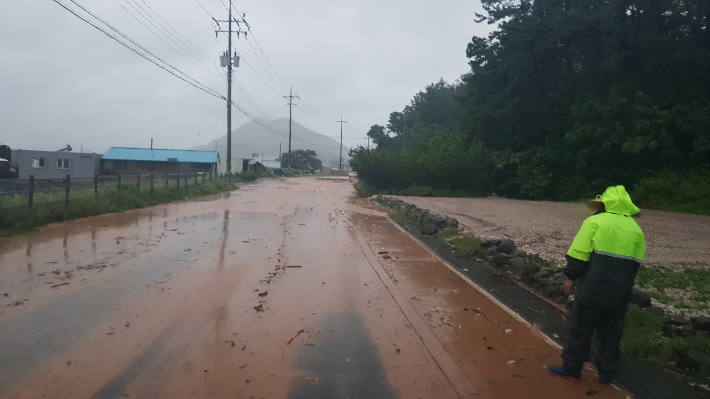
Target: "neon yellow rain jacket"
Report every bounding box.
[565,185,646,309]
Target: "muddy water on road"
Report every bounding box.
[0,178,630,398]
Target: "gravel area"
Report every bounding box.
[390,196,710,270]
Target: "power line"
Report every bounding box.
[53,0,223,100]
[113,0,224,80]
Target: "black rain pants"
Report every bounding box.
[561,301,627,381]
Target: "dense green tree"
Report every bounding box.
[350,0,710,207]
[280,150,322,171]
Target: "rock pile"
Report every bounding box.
[373,196,459,235]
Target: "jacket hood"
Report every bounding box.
[598,185,641,216]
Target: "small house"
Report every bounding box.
[11,149,102,179]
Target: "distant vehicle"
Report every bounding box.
[348,171,358,179]
[0,158,18,179]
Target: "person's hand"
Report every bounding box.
[563,279,574,294]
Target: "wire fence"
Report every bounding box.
[0,172,227,211]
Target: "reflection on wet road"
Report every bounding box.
[288,312,397,399]
[0,178,631,399]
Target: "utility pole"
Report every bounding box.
[215,0,246,174]
[284,86,299,154]
[337,115,347,174]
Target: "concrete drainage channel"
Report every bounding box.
[373,199,708,399]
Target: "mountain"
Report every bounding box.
[192,118,349,168]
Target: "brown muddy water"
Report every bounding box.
[0,178,631,398]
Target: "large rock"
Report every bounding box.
[425,216,448,228]
[507,257,527,276]
[665,317,691,326]
[677,350,710,371]
[480,240,501,248]
[446,217,459,228]
[552,275,568,286]
[483,246,498,257]
[521,275,536,287]
[522,263,541,276]
[629,289,652,308]
[497,239,517,255]
[419,223,438,235]
[691,317,710,331]
[533,270,549,281]
[493,253,515,266]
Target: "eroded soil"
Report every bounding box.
[0,178,630,398]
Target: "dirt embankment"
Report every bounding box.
[391,196,710,270]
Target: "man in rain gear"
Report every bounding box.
[548,185,646,386]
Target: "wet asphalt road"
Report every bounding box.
[0,178,631,398]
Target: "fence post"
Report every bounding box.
[118,174,122,190]
[165,173,169,189]
[29,175,34,208]
[150,173,154,195]
[65,174,71,209]
[137,174,141,191]
[177,172,180,189]
[94,173,98,197]
[202,172,205,182]
[195,172,198,184]
[184,173,188,189]
[209,171,212,180]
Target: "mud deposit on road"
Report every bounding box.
[0,178,630,398]
[393,196,710,269]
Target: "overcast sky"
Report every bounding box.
[1,0,493,155]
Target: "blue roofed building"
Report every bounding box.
[101,147,220,175]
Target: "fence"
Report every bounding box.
[0,172,229,211]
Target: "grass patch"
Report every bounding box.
[388,211,415,229]
[526,254,560,270]
[0,180,236,237]
[622,307,710,369]
[635,267,710,311]
[446,236,484,258]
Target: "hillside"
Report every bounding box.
[193,118,349,168]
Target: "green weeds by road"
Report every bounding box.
[0,180,237,237]
[635,267,710,311]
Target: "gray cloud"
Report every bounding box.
[0,0,492,154]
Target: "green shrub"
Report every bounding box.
[233,171,257,182]
[400,185,434,196]
[354,180,377,198]
[632,168,710,215]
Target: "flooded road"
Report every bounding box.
[0,178,631,398]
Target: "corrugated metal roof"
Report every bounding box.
[103,147,219,164]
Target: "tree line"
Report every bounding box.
[350,0,709,213]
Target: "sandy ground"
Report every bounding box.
[390,196,710,270]
[0,178,632,398]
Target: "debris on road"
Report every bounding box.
[254,304,264,312]
[50,282,70,288]
[286,329,305,345]
[258,291,268,297]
